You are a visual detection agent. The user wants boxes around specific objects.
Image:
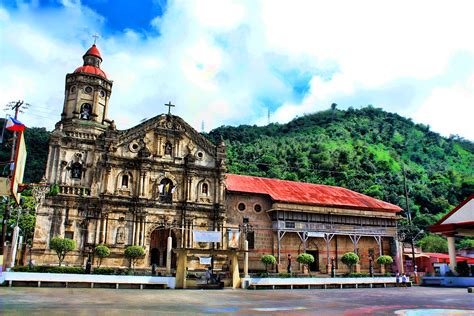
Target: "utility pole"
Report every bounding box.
[1,100,29,256]
[402,164,416,273]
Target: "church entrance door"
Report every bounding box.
[150,228,177,268]
[307,250,319,272]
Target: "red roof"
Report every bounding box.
[225,174,402,213]
[430,194,474,234]
[423,252,474,264]
[74,65,107,78]
[84,44,102,60]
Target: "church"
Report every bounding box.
[31,44,402,278]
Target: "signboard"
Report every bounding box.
[11,132,27,205]
[193,230,221,243]
[228,230,240,249]
[0,177,10,196]
[307,232,325,238]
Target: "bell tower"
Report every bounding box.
[59,44,113,133]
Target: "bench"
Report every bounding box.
[3,272,175,289]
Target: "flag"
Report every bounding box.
[6,117,25,132]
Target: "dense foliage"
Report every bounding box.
[376,255,394,266]
[208,106,473,235]
[50,236,76,267]
[260,254,276,272]
[418,234,449,253]
[296,253,315,275]
[94,244,111,268]
[124,245,145,270]
[341,252,359,272]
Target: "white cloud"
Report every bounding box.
[0,0,473,140]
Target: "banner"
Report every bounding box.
[193,230,221,243]
[11,132,27,205]
[199,257,212,265]
[307,232,325,238]
[228,230,240,249]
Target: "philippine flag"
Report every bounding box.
[5,117,26,132]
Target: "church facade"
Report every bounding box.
[31,44,402,275]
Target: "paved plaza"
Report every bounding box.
[0,286,473,315]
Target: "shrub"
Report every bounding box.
[50,236,76,267]
[92,267,116,275]
[455,261,470,277]
[344,272,368,278]
[261,254,276,272]
[376,255,393,270]
[94,244,111,268]
[278,272,292,278]
[124,246,145,270]
[341,252,359,273]
[297,253,315,276]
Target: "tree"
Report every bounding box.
[376,255,393,270]
[297,253,315,276]
[418,234,448,253]
[260,254,276,273]
[124,246,145,271]
[341,252,359,273]
[458,238,474,249]
[50,236,76,267]
[94,244,111,268]
[331,103,338,111]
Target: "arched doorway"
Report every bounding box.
[150,228,177,268]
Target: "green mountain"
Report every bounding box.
[207,106,473,232]
[1,107,472,234]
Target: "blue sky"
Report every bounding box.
[0,0,473,140]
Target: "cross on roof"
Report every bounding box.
[92,34,99,45]
[164,101,175,115]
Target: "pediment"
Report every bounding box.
[111,114,218,161]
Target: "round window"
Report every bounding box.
[197,152,204,159]
[99,90,106,98]
[85,86,93,93]
[70,86,76,93]
[254,204,262,212]
[238,203,246,211]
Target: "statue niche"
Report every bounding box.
[158,178,174,204]
[116,226,125,244]
[80,103,92,120]
[70,161,83,179]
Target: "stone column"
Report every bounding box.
[244,240,249,278]
[175,250,187,289]
[230,253,240,289]
[447,236,457,272]
[166,236,172,275]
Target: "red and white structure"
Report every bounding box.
[430,194,474,271]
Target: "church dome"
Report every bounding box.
[73,44,107,78]
[74,65,107,78]
[84,44,102,60]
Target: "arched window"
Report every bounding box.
[121,175,129,188]
[159,178,174,204]
[201,183,209,195]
